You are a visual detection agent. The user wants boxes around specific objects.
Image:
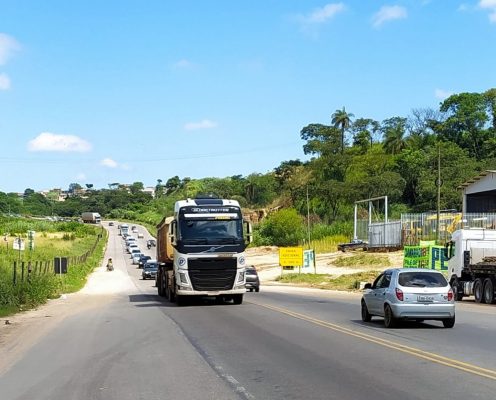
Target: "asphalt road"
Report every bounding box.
[1,223,496,399]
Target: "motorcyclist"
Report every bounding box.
[106,258,114,271]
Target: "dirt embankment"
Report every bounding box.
[245,247,404,282]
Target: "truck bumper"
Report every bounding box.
[176,288,246,296]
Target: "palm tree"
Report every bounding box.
[331,107,354,154]
[382,117,407,154]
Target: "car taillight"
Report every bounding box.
[447,288,453,301]
[395,288,404,301]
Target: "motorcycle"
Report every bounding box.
[106,260,114,271]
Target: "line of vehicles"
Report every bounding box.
[117,223,159,280]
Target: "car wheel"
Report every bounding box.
[442,315,455,328]
[361,300,372,322]
[384,304,396,328]
[483,278,495,304]
[474,278,485,303]
[255,287,260,293]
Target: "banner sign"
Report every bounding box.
[403,245,447,271]
[303,249,315,269]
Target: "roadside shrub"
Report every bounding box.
[255,208,305,246]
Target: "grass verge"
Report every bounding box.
[333,253,391,268]
[276,271,381,291]
[0,225,107,317]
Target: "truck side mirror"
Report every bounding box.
[444,241,454,260]
[169,220,176,245]
[244,221,253,243]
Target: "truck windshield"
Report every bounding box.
[179,219,242,243]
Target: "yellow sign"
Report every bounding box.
[279,247,303,267]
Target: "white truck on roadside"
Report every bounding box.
[81,212,101,224]
[156,196,252,305]
[445,228,496,304]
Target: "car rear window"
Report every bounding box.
[398,272,448,287]
[246,269,257,275]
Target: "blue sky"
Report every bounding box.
[0,0,495,193]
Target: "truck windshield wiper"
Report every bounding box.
[183,238,208,244]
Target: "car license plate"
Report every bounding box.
[417,295,434,302]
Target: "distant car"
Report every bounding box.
[138,254,152,269]
[245,265,260,292]
[130,248,141,260]
[108,221,114,226]
[361,268,455,328]
[137,232,144,239]
[132,254,141,265]
[132,225,137,232]
[146,239,156,248]
[127,243,139,253]
[142,260,158,280]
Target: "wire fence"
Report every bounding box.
[3,232,103,285]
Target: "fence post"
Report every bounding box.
[21,261,25,282]
[13,261,17,285]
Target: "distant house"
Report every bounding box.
[459,170,496,213]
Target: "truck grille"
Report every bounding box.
[188,258,237,291]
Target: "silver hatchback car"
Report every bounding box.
[361,268,455,328]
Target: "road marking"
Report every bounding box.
[249,301,496,381]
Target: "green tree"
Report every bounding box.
[332,106,355,154]
[382,117,407,154]
[435,92,490,160]
[129,181,144,195]
[257,208,305,246]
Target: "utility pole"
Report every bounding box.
[436,144,441,242]
[306,186,311,248]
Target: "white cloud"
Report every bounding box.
[372,5,408,28]
[100,158,119,168]
[435,88,453,100]
[76,173,87,181]
[184,119,218,131]
[0,73,10,90]
[28,132,92,152]
[0,33,20,65]
[299,3,346,24]
[479,0,496,22]
[173,59,195,69]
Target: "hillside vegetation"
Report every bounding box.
[1,89,495,247]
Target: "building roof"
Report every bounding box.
[458,170,496,189]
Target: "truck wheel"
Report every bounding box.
[474,279,485,303]
[232,294,243,305]
[483,278,495,304]
[450,278,464,301]
[166,275,176,302]
[442,315,455,328]
[157,271,165,297]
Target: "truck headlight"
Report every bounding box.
[179,272,188,284]
[237,272,245,282]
